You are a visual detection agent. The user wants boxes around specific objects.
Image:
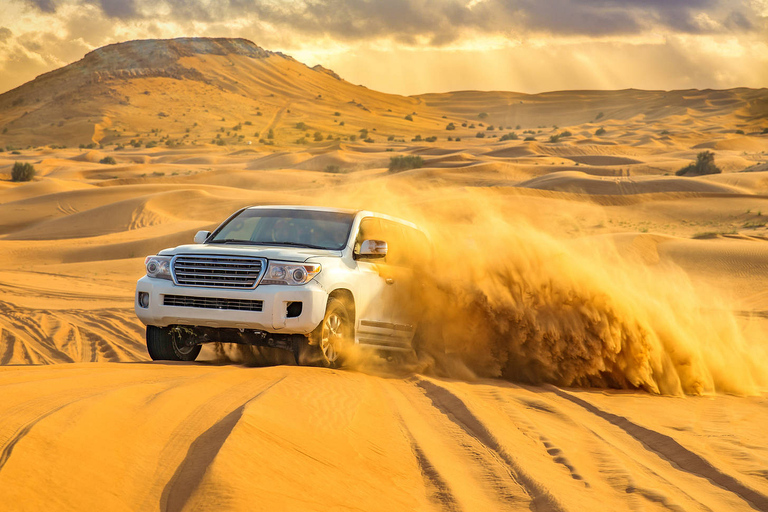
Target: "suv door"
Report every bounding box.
[379,220,424,347]
[353,217,397,343]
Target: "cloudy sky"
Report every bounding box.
[1,0,766,95]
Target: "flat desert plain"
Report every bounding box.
[1,38,768,512]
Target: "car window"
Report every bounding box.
[210,209,354,250]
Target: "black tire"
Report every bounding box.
[295,297,352,368]
[146,325,201,362]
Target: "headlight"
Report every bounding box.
[145,255,172,280]
[261,261,321,286]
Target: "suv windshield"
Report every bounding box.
[209,209,355,250]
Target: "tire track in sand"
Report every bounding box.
[550,387,768,512]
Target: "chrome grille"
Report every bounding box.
[163,295,263,312]
[172,254,265,288]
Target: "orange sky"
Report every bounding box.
[1,0,766,95]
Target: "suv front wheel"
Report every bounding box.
[294,297,352,368]
[146,325,202,362]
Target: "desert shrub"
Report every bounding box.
[11,162,35,182]
[256,111,263,116]
[146,141,158,148]
[326,134,333,140]
[516,125,521,129]
[468,124,475,129]
[349,135,357,141]
[296,137,308,144]
[475,132,486,138]
[334,112,341,116]
[735,130,744,135]
[478,112,488,119]
[359,128,369,138]
[660,130,670,135]
[100,156,117,165]
[425,136,437,142]
[549,133,562,143]
[233,123,242,131]
[676,150,721,176]
[561,130,572,137]
[446,123,456,130]
[404,114,414,121]
[447,137,453,141]
[455,137,461,141]
[364,138,374,143]
[11,150,21,154]
[295,122,307,130]
[412,135,422,142]
[524,136,536,141]
[762,128,768,134]
[500,133,518,141]
[388,155,423,173]
[215,139,226,146]
[595,127,606,136]
[267,129,274,139]
[2,127,7,134]
[324,165,341,173]
[596,112,604,120]
[487,125,495,131]
[387,135,395,141]
[314,132,323,141]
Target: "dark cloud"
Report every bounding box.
[100,0,138,18]
[26,0,56,12]
[21,0,768,45]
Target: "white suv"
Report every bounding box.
[135,205,429,367]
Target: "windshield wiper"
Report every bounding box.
[267,241,331,250]
[207,239,262,245]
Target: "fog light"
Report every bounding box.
[286,301,303,318]
[138,292,149,308]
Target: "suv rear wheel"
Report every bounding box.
[146,325,202,361]
[294,297,352,368]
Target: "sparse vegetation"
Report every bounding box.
[267,129,274,139]
[549,133,562,143]
[99,156,117,165]
[595,127,607,136]
[295,122,307,130]
[596,112,604,120]
[404,114,414,121]
[313,131,323,142]
[388,155,424,173]
[446,123,456,130]
[500,133,518,141]
[475,132,486,138]
[524,136,536,141]
[425,136,437,142]
[11,162,35,182]
[735,130,744,135]
[478,112,489,119]
[324,164,341,173]
[676,151,721,176]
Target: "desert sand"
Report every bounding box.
[1,38,768,511]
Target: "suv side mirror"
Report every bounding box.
[194,231,211,244]
[358,239,387,258]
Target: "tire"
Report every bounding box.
[146,325,201,362]
[295,297,352,368]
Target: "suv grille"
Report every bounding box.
[163,295,263,312]
[172,255,265,288]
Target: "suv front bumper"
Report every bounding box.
[134,276,327,334]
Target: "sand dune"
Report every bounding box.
[0,365,766,511]
[1,37,767,512]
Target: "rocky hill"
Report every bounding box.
[0,37,765,149]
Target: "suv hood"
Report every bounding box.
[159,244,341,262]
